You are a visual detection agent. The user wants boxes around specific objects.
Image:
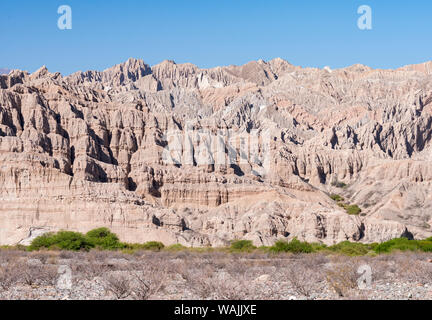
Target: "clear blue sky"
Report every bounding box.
[1,0,431,75]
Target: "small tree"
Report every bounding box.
[28,231,94,251]
[86,228,124,250]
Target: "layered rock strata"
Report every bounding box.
[0,58,431,246]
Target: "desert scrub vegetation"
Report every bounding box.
[0,231,431,301]
[325,260,360,298]
[22,228,432,258]
[176,256,271,299]
[374,237,432,254]
[28,231,94,251]
[85,228,124,250]
[230,240,257,252]
[329,194,362,215]
[330,194,344,202]
[136,241,165,251]
[0,246,431,300]
[331,180,348,189]
[165,244,187,251]
[275,255,326,298]
[28,228,167,252]
[326,241,373,256]
[345,204,362,215]
[269,239,313,254]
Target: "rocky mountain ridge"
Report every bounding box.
[0,58,431,246]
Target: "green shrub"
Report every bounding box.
[417,240,432,252]
[141,241,165,251]
[329,193,361,216]
[346,205,361,215]
[86,227,113,239]
[230,240,256,252]
[55,231,94,251]
[124,241,165,251]
[25,227,432,256]
[374,238,415,253]
[330,194,344,202]
[373,238,432,254]
[327,241,370,256]
[257,246,271,251]
[165,243,187,251]
[29,231,94,251]
[310,242,328,251]
[269,238,313,254]
[86,228,124,250]
[369,242,379,250]
[28,233,56,251]
[331,181,347,188]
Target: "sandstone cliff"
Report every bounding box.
[1,58,431,246]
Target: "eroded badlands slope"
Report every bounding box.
[0,58,432,246]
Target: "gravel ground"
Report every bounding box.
[1,250,431,300]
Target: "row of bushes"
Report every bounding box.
[28,228,168,252]
[25,228,432,256]
[374,237,432,254]
[230,237,432,256]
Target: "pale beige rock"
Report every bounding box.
[0,58,431,247]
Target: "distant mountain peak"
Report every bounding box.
[397,61,432,74]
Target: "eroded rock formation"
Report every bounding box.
[0,58,431,246]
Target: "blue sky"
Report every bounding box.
[1,0,431,75]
